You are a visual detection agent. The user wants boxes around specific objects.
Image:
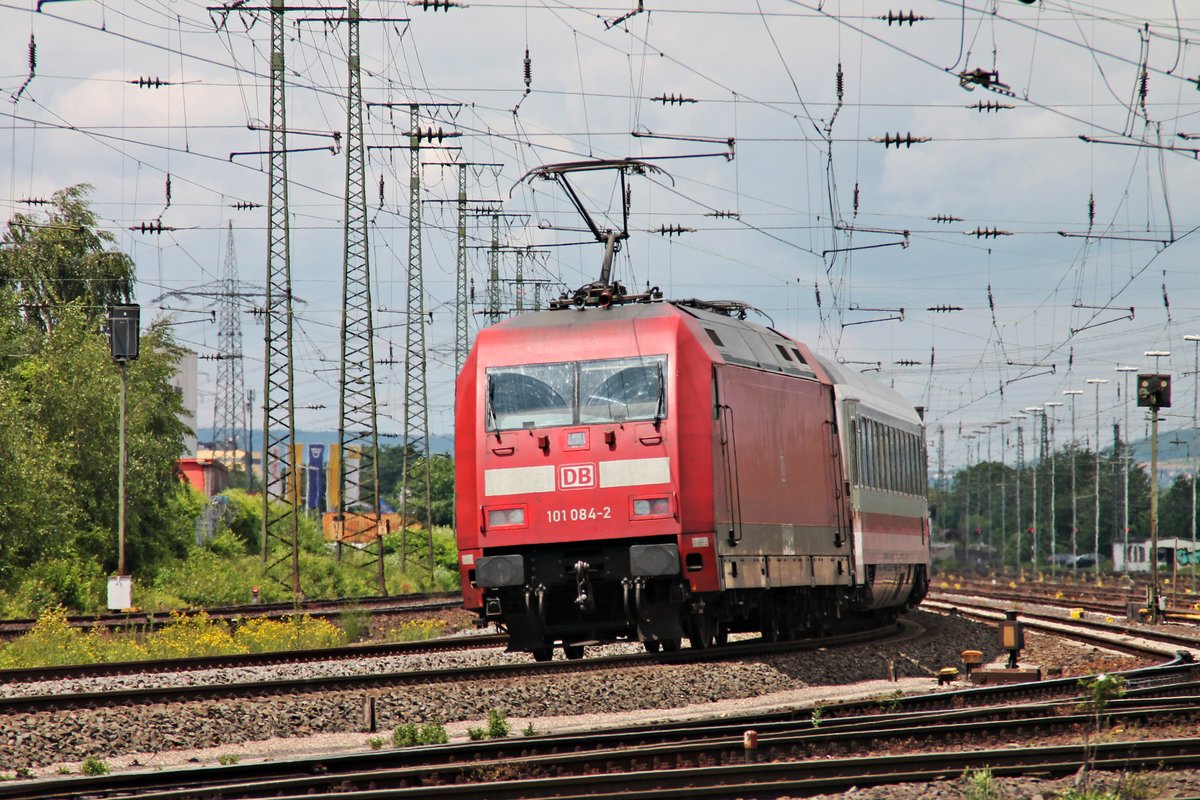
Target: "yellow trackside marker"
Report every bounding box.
[1069,608,1083,619]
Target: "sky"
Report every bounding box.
[2,0,1200,471]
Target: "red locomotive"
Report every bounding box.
[455,290,930,660]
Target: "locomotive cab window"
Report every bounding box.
[487,355,667,431]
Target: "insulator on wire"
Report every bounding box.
[412,126,461,143]
[1139,66,1149,113]
[965,227,1011,238]
[814,281,822,309]
[929,214,963,223]
[652,93,698,106]
[17,196,50,206]
[655,224,694,237]
[232,200,262,210]
[704,210,740,219]
[967,100,1013,112]
[129,220,175,235]
[165,175,172,209]
[378,176,385,207]
[407,0,464,9]
[1087,193,1095,227]
[130,76,172,89]
[523,48,532,92]
[870,132,930,148]
[895,359,920,366]
[835,62,844,106]
[13,34,36,102]
[926,305,963,313]
[852,182,860,213]
[878,10,928,25]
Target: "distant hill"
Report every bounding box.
[195,428,453,455]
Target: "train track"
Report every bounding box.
[0,592,462,640]
[925,595,1200,661]
[12,652,1200,800]
[0,621,904,714]
[938,577,1200,622]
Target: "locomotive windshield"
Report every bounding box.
[487,355,666,431]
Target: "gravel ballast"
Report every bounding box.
[0,609,1154,771]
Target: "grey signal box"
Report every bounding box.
[109,305,141,363]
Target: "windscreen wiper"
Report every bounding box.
[653,361,665,429]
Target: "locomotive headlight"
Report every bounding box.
[486,506,527,528]
[631,495,671,518]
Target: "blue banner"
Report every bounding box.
[306,443,326,511]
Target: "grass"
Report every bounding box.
[962,767,999,800]
[0,607,347,669]
[383,618,447,642]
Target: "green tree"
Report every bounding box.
[0,188,192,605]
[0,184,134,333]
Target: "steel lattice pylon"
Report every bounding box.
[213,221,246,466]
[261,0,300,599]
[487,214,501,322]
[454,164,468,375]
[400,103,434,578]
[337,0,385,592]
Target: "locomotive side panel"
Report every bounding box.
[712,364,851,590]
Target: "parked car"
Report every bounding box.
[1073,553,1098,569]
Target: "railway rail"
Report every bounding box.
[0,621,903,714]
[0,591,462,640]
[11,653,1200,800]
[937,577,1200,622]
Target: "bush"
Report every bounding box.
[392,721,446,747]
[367,737,386,750]
[466,726,486,741]
[216,754,239,766]
[486,709,510,739]
[80,757,110,776]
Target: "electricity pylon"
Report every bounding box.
[213,222,246,467]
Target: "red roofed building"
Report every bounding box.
[177,457,230,497]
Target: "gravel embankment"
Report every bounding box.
[0,609,1155,770]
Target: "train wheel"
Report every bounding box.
[531,647,554,662]
[643,640,662,654]
[563,644,585,660]
[661,637,682,652]
[714,625,728,646]
[687,613,715,649]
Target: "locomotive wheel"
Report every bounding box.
[643,640,662,654]
[531,647,554,662]
[714,625,728,646]
[563,644,585,660]
[687,613,715,649]
[661,637,682,652]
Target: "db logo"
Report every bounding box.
[558,463,595,490]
